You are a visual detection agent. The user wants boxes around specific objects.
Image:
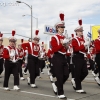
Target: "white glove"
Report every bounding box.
[84,41,90,46]
[25,50,28,53]
[85,45,88,50]
[62,38,69,44]
[85,37,90,41]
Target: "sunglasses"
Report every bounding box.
[58,26,65,28]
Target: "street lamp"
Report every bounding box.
[16,1,33,41]
[22,14,38,28]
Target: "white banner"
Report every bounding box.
[44,25,56,35]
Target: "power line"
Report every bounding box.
[3,33,30,38]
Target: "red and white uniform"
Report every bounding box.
[22,42,40,57]
[51,34,66,54]
[16,48,25,60]
[47,48,54,58]
[3,46,19,62]
[39,47,46,59]
[87,52,94,60]
[66,43,73,56]
[0,45,4,59]
[94,36,100,54]
[72,36,87,55]
[87,46,96,60]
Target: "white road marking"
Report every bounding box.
[0,86,55,98]
[0,87,75,99]
[21,91,56,98]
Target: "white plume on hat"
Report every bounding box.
[9,30,17,41]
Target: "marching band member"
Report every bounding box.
[16,39,25,80]
[87,46,96,76]
[23,47,28,75]
[38,42,46,74]
[51,12,69,99]
[0,32,4,77]
[3,30,20,91]
[22,29,40,88]
[94,29,100,86]
[72,19,90,93]
[23,38,31,75]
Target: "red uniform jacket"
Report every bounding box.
[51,34,67,55]
[47,48,54,58]
[0,45,4,59]
[22,42,40,57]
[16,48,25,60]
[3,46,18,61]
[39,47,46,58]
[66,43,73,56]
[87,53,94,60]
[72,36,86,54]
[94,37,100,54]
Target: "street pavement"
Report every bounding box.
[0,68,100,100]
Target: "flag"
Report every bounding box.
[87,32,91,38]
[92,25,100,40]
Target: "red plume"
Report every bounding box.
[35,29,39,35]
[12,30,15,36]
[78,18,82,26]
[21,39,24,43]
[42,42,44,44]
[0,33,3,37]
[59,12,64,21]
[71,34,74,38]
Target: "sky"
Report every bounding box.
[0,0,100,43]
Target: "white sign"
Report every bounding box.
[44,25,56,35]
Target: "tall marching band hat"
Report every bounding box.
[74,18,84,32]
[9,30,17,42]
[54,11,65,28]
[0,32,3,40]
[97,29,100,33]
[33,29,40,40]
